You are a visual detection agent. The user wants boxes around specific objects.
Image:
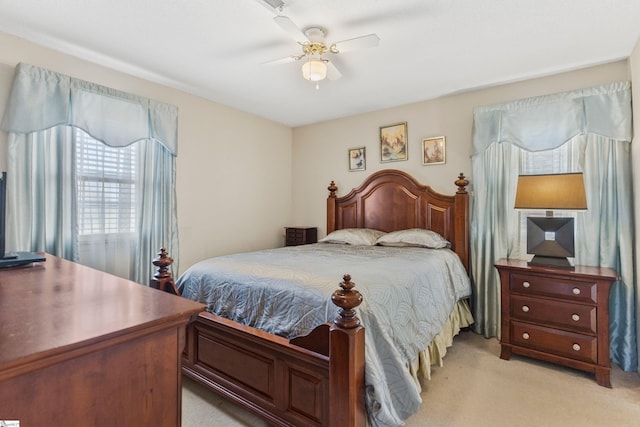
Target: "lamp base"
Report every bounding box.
[527,255,574,269]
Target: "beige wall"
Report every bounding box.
[291,61,629,237]
[629,34,640,373]
[0,31,293,274]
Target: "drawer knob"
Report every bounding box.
[572,287,581,295]
[522,281,531,288]
[572,343,581,351]
[572,314,580,321]
[522,332,530,340]
[521,305,530,313]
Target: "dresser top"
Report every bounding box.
[0,254,204,370]
[495,258,618,281]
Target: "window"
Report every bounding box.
[75,129,138,279]
[4,64,179,283]
[75,129,136,238]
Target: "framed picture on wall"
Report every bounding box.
[380,122,408,162]
[422,136,446,165]
[348,147,366,171]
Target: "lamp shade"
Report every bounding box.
[514,173,587,210]
[302,59,327,82]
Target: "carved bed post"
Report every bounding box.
[454,173,470,272]
[327,180,338,234]
[150,248,180,296]
[329,274,366,427]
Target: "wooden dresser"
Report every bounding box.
[0,254,205,426]
[495,258,617,387]
[285,226,317,246]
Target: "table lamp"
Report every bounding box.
[514,172,587,268]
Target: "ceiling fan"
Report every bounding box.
[266,14,380,87]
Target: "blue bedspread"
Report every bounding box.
[177,243,471,426]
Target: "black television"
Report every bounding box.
[0,171,46,268]
[0,171,9,260]
[526,216,575,268]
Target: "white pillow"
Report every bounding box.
[319,228,386,245]
[375,228,450,249]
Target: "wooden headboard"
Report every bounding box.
[327,169,470,272]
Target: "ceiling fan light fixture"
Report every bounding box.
[302,59,327,82]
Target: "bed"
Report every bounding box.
[151,169,472,427]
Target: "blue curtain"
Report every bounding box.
[1,63,179,283]
[6,126,78,260]
[471,82,637,372]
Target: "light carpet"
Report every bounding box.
[182,331,640,426]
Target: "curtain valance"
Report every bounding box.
[472,81,632,156]
[1,63,178,156]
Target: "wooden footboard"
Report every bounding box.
[151,249,365,427]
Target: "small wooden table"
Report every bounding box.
[495,258,617,387]
[0,253,205,425]
[285,226,318,246]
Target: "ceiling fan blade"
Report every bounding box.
[326,61,342,80]
[332,34,380,53]
[262,56,296,66]
[273,15,307,42]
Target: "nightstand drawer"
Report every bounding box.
[510,273,597,304]
[511,321,597,364]
[511,295,597,334]
[286,229,303,238]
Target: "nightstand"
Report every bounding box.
[285,227,317,246]
[495,258,617,387]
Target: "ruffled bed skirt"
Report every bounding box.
[409,299,474,387]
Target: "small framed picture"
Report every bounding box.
[348,147,366,171]
[422,136,446,165]
[380,122,408,162]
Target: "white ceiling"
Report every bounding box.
[0,0,639,127]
